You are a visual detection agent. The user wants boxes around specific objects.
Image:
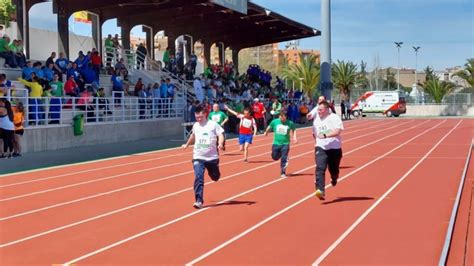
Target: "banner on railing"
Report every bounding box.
[73,11,91,24]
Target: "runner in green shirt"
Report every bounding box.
[264,112,297,178]
[208,103,229,150]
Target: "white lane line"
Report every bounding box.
[60,120,430,265]
[0,120,413,249]
[0,120,389,201]
[312,120,462,265]
[185,119,444,265]
[0,126,324,187]
[0,120,409,220]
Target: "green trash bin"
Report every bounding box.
[73,114,84,136]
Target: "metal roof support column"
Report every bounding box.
[166,33,177,57]
[232,47,240,73]
[201,40,211,69]
[90,12,101,51]
[142,25,154,60]
[13,0,30,58]
[217,42,224,65]
[320,0,333,100]
[56,6,70,58]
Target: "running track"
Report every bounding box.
[0,118,472,265]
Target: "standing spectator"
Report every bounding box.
[18,77,44,124]
[299,102,309,124]
[55,52,69,79]
[90,50,102,78]
[0,98,15,158]
[104,34,114,69]
[340,100,346,120]
[252,98,266,133]
[162,47,170,70]
[137,84,148,119]
[136,43,147,69]
[111,69,124,104]
[49,73,64,124]
[193,75,204,103]
[0,74,13,97]
[12,102,24,157]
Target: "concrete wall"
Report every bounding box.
[22,119,182,153]
[406,104,474,116]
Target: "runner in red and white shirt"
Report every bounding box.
[225,104,257,162]
[252,98,266,134]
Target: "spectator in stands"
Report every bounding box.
[90,50,102,78]
[17,76,44,123]
[67,62,80,82]
[288,101,299,123]
[113,34,121,60]
[82,65,98,84]
[111,69,124,104]
[162,47,170,70]
[77,86,95,122]
[252,98,266,134]
[0,73,13,97]
[114,58,127,76]
[12,101,24,157]
[64,75,79,97]
[0,36,17,68]
[270,98,282,120]
[49,73,64,124]
[43,63,54,82]
[137,83,148,119]
[93,87,112,116]
[136,43,147,70]
[134,78,143,96]
[10,40,26,68]
[46,52,61,74]
[299,102,309,124]
[0,98,15,158]
[166,78,175,104]
[340,100,346,120]
[74,51,89,72]
[193,75,204,103]
[55,52,69,77]
[104,34,114,68]
[21,61,34,80]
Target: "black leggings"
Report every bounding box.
[1,129,14,153]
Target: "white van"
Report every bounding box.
[350,91,406,117]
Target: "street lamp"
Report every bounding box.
[413,46,420,88]
[394,42,403,91]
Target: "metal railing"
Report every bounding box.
[10,93,185,127]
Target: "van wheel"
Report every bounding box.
[352,110,360,117]
[386,111,393,117]
[393,114,400,117]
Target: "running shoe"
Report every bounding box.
[315,189,325,200]
[193,201,203,209]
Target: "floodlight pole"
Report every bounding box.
[395,41,403,91]
[320,0,332,100]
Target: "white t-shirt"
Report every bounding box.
[314,113,344,150]
[192,120,224,161]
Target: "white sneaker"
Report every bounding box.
[280,173,287,178]
[193,201,203,209]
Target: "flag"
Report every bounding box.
[73,11,91,24]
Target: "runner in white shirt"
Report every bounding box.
[306,95,329,138]
[182,105,225,209]
[313,101,344,200]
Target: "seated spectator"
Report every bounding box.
[111,69,124,104]
[21,61,35,80]
[55,52,69,75]
[93,87,112,115]
[10,40,26,68]
[64,75,79,97]
[43,63,54,82]
[0,36,17,68]
[67,63,81,82]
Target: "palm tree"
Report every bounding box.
[355,60,370,90]
[422,79,456,103]
[332,60,358,101]
[453,58,474,88]
[280,53,320,96]
[424,66,437,81]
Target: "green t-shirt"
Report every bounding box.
[269,119,296,145]
[105,38,114,53]
[235,102,244,113]
[208,111,228,124]
[49,81,64,97]
[0,38,8,53]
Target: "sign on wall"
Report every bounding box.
[211,0,248,15]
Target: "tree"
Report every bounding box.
[332,60,358,101]
[422,79,456,103]
[0,0,16,27]
[280,53,320,96]
[453,58,474,88]
[424,66,438,82]
[354,60,370,90]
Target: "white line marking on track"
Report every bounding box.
[0,120,414,249]
[185,119,445,265]
[312,120,462,265]
[59,120,431,265]
[0,120,408,220]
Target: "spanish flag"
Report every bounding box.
[73,11,91,24]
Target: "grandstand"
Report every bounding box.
[1,0,320,153]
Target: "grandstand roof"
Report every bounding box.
[55,0,320,49]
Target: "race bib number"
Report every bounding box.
[276,125,288,135]
[196,133,211,149]
[242,119,252,128]
[211,114,220,122]
[318,125,330,135]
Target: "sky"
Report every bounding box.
[29,0,473,71]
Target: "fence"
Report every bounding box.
[9,93,186,127]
